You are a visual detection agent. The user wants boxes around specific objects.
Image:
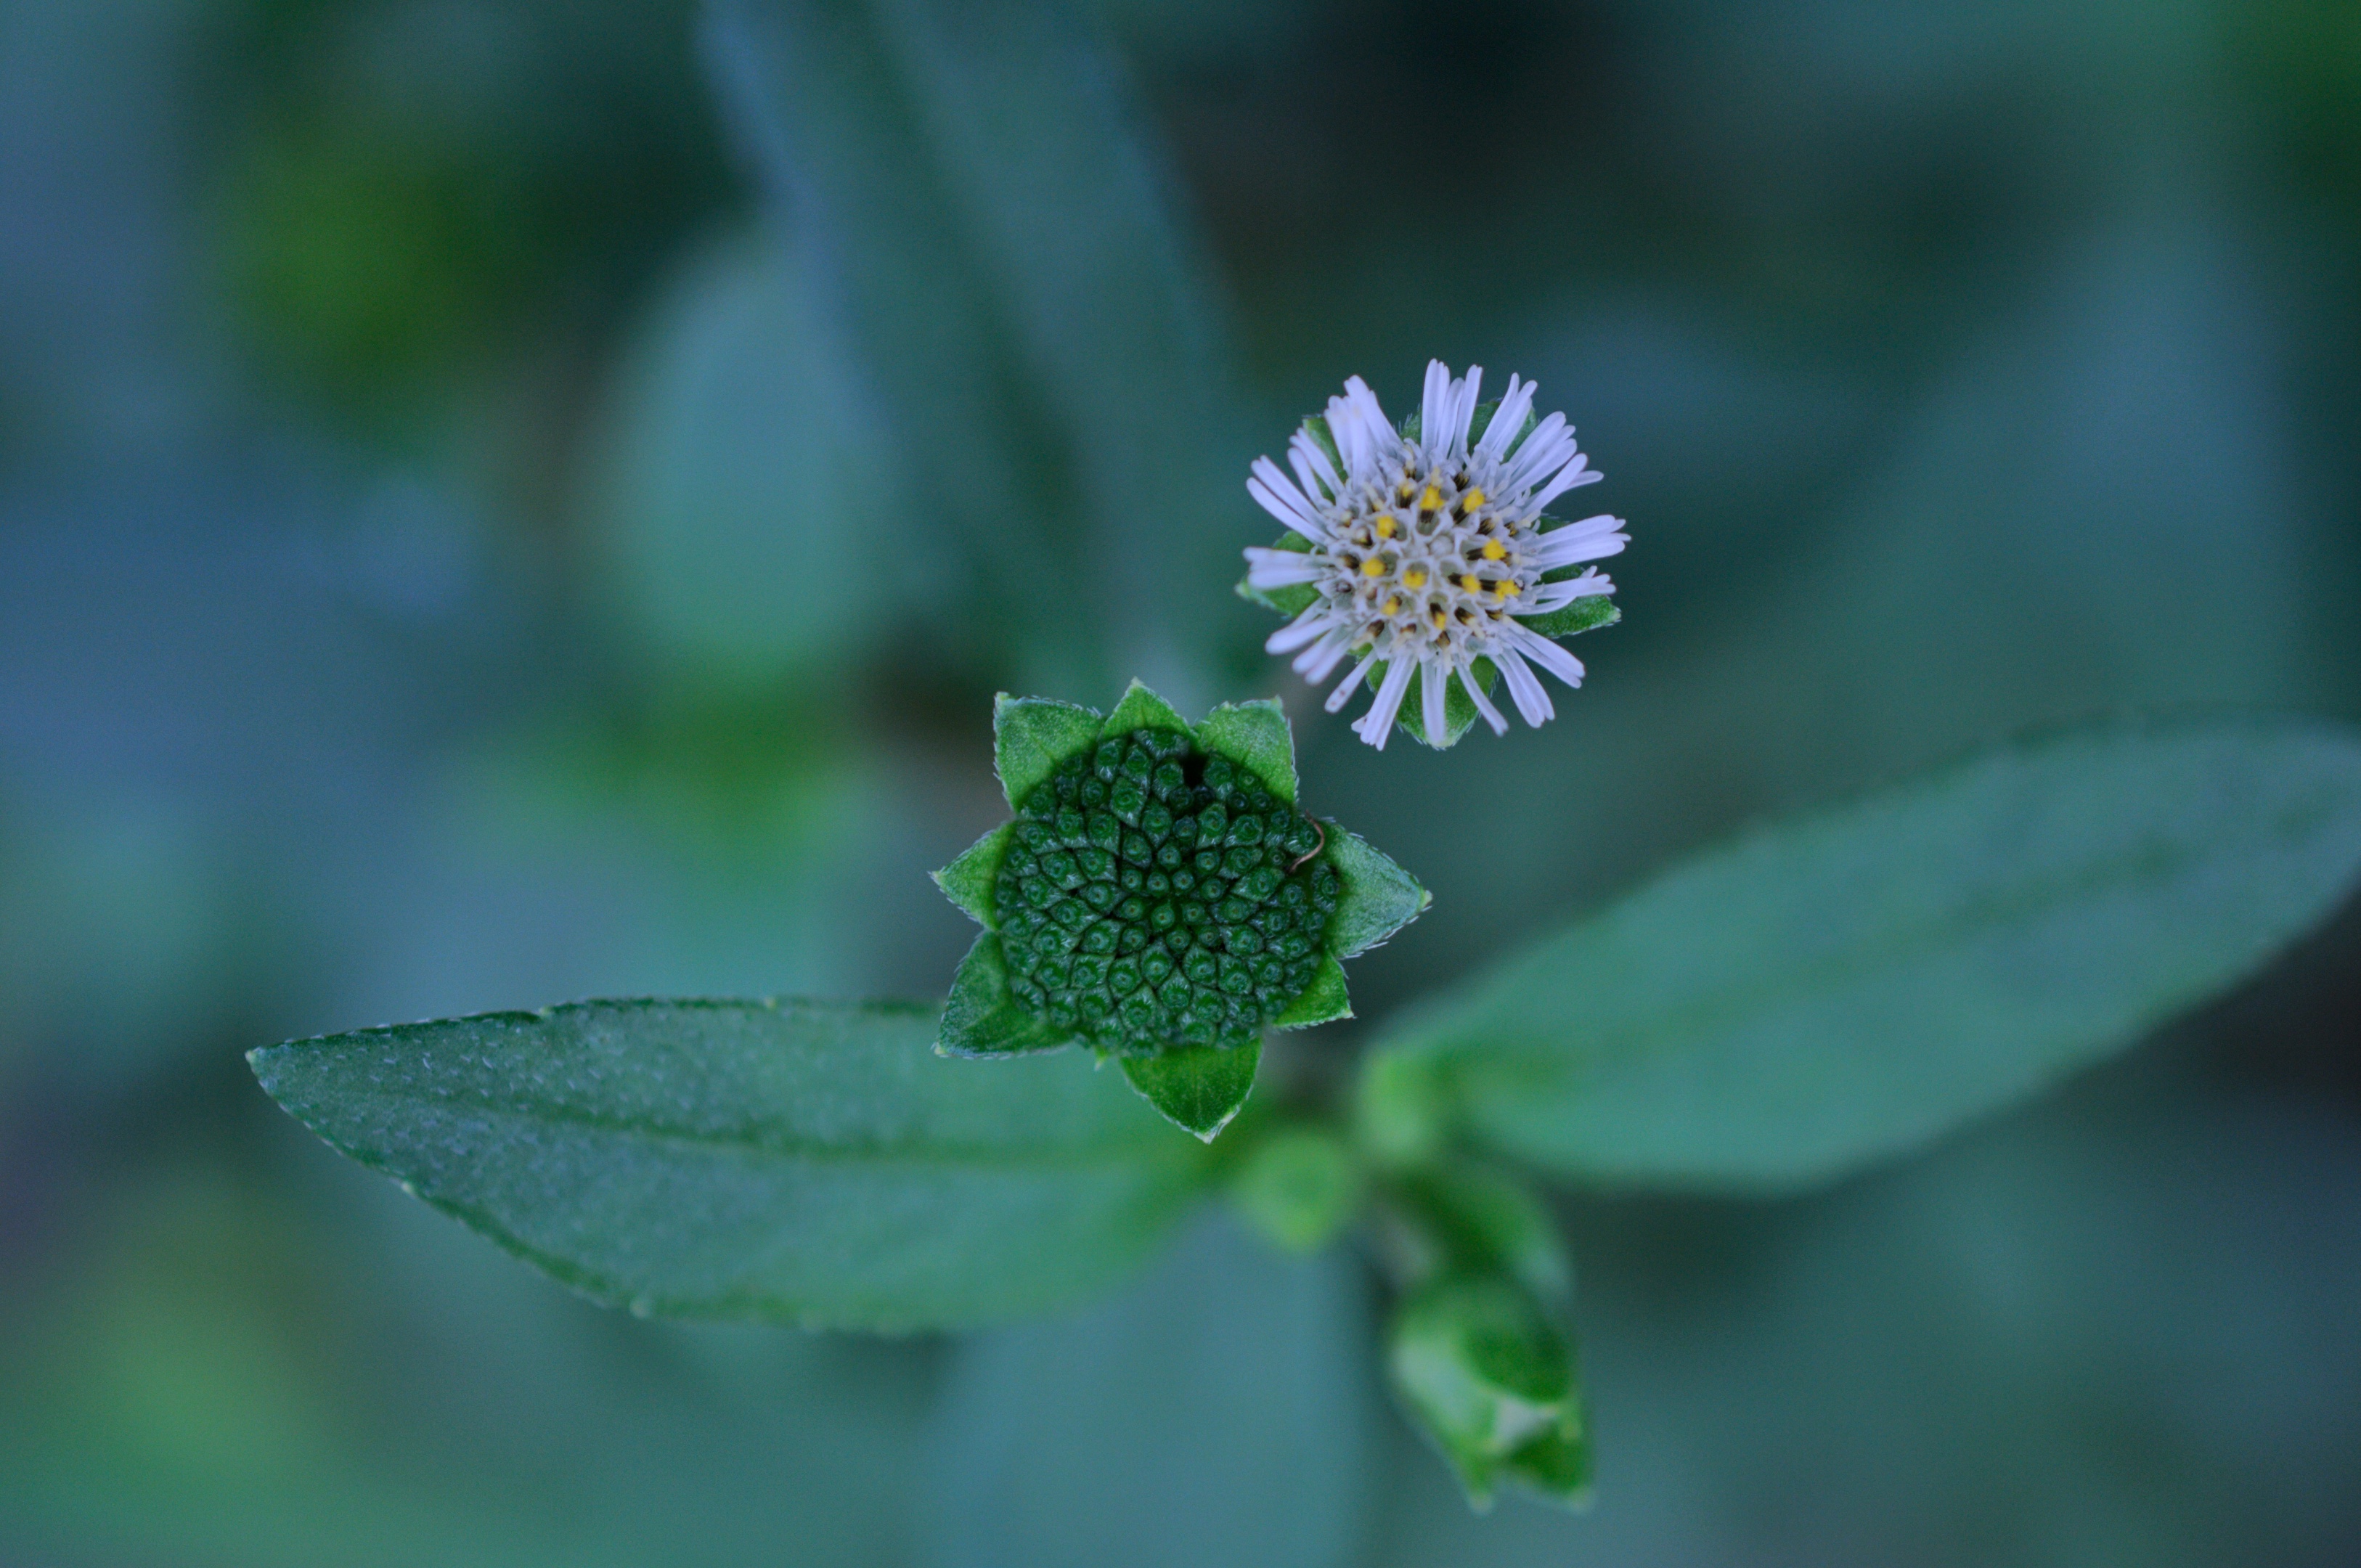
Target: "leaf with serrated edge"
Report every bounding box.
[934,823,1013,929]
[1270,953,1351,1029]
[941,933,1074,1056]
[1324,825,1430,957]
[1373,716,2361,1192]
[1514,597,1620,641]
[1100,679,1194,740]
[248,997,1210,1331]
[994,695,1104,811]
[1121,1041,1259,1141]
[1196,698,1297,804]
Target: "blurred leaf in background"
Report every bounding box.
[202,0,733,431]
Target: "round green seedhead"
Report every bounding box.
[997,729,1339,1055]
[933,680,1428,1139]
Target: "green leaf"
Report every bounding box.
[248,998,1210,1331]
[1228,1127,1363,1253]
[1120,1040,1260,1141]
[1387,1273,1588,1512]
[934,822,1012,929]
[993,694,1103,810]
[593,234,900,682]
[845,0,1253,671]
[1196,698,1297,804]
[1512,596,1620,640]
[1269,953,1352,1029]
[1100,679,1194,741]
[1500,1426,1594,1509]
[1323,825,1430,958]
[701,1,1105,681]
[1385,1163,1573,1306]
[1371,716,2361,1191]
[941,932,1074,1057]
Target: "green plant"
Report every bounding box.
[250,698,2361,1511]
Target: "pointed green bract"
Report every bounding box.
[1196,698,1297,804]
[1324,826,1430,958]
[1372,716,2361,1191]
[942,933,1075,1057]
[1236,576,1318,617]
[248,998,1210,1331]
[1098,679,1194,741]
[934,822,1014,929]
[1270,953,1351,1029]
[1120,1040,1260,1141]
[1513,595,1620,641]
[993,695,1104,810]
[1235,534,1316,616]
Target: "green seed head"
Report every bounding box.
[992,726,1339,1055]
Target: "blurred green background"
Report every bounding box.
[4,0,2360,1562]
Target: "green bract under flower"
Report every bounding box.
[934,680,1428,1140]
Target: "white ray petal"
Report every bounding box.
[1321,395,1366,477]
[1505,621,1587,687]
[1494,646,1554,727]
[1249,460,1329,542]
[1289,428,1341,499]
[1334,378,1393,475]
[1419,655,1451,746]
[1447,366,1482,457]
[1355,656,1416,750]
[1530,515,1628,568]
[1244,547,1325,588]
[1287,445,1331,506]
[1420,361,1451,457]
[1325,648,1382,712]
[1294,624,1357,682]
[1462,663,1509,735]
[1475,375,1536,460]
[1499,413,1572,491]
[1523,459,1602,517]
[1264,601,1334,654]
[1523,567,1615,611]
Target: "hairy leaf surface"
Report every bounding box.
[253,998,1210,1329]
[1371,718,2361,1190]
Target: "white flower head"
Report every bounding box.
[1242,362,1628,749]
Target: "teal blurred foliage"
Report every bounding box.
[3,0,2359,1561]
